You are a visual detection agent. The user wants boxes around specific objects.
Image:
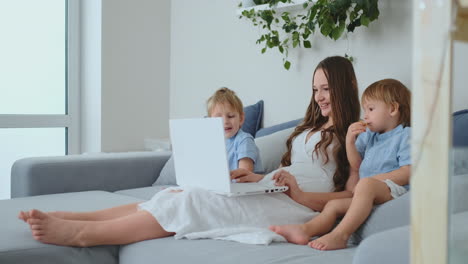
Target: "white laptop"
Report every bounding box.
[169,117,288,197]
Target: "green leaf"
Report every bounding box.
[292,40,299,48]
[281,12,291,23]
[292,31,300,41]
[360,15,370,26]
[303,40,311,48]
[345,53,354,62]
[320,23,333,37]
[278,45,284,53]
[284,60,291,70]
[331,20,346,40]
[261,47,267,54]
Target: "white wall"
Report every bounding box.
[170,0,414,126]
[81,0,466,152]
[100,0,171,152]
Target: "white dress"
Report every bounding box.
[139,129,336,245]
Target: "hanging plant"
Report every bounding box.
[239,0,380,70]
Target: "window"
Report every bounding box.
[0,0,79,200]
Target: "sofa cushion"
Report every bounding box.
[0,191,142,264]
[119,236,356,264]
[453,109,468,147]
[352,225,410,264]
[352,192,410,243]
[451,173,468,213]
[353,210,468,264]
[256,118,302,138]
[153,156,177,186]
[453,147,468,176]
[255,127,295,174]
[116,185,175,200]
[449,210,468,263]
[242,100,264,137]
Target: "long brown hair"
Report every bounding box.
[280,56,360,191]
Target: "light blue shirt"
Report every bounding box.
[226,129,263,173]
[355,125,411,180]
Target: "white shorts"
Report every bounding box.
[383,179,408,199]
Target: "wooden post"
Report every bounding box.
[411,0,453,264]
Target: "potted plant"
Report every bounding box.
[239,0,380,70]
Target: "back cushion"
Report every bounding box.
[242,100,264,137]
[453,109,468,147]
[255,127,295,174]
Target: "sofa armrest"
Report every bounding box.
[11,151,171,198]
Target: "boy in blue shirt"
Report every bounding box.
[206,87,263,174]
[270,79,411,250]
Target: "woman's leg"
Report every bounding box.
[19,203,140,222]
[270,198,352,245]
[26,208,174,247]
[310,177,393,250]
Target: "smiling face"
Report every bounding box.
[313,68,332,119]
[362,98,397,133]
[210,102,244,139]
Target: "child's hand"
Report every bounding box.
[346,121,367,144]
[230,168,264,183]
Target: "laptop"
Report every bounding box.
[169,117,288,197]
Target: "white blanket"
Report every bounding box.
[139,186,318,245]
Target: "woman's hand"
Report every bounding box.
[272,170,302,200]
[346,121,366,144]
[230,168,264,183]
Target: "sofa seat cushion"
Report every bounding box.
[352,225,410,264]
[0,191,142,264]
[352,192,410,243]
[353,209,468,264]
[120,237,356,264]
[450,210,468,262]
[115,185,175,200]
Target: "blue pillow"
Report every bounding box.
[256,118,302,138]
[453,109,468,147]
[242,100,264,137]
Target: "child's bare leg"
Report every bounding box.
[19,203,139,222]
[26,209,173,247]
[310,178,392,251]
[270,198,351,245]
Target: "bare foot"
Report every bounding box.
[27,209,88,247]
[18,211,30,222]
[47,211,70,219]
[19,210,69,222]
[308,232,348,251]
[269,224,309,245]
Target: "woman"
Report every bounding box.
[19,56,361,247]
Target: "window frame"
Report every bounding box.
[0,0,80,154]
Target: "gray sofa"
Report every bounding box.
[1,111,467,264]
